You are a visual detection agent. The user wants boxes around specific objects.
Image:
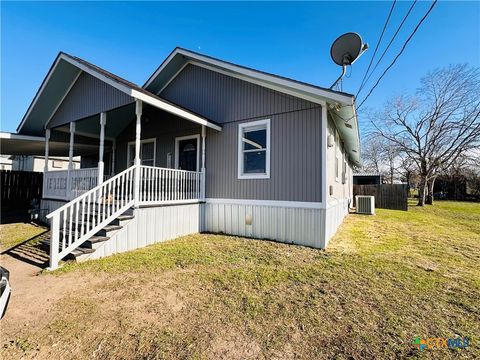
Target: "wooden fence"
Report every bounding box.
[353,184,408,211]
[1,170,43,210]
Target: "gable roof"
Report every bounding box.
[143,47,361,166]
[17,52,221,136]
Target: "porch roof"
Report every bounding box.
[17,52,221,137]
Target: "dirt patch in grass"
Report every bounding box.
[1,201,479,359]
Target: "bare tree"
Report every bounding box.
[362,135,400,184]
[371,64,480,205]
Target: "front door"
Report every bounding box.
[176,136,199,171]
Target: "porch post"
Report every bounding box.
[67,122,75,200]
[98,112,106,186]
[111,140,116,176]
[43,128,51,197]
[201,125,206,200]
[134,99,142,207]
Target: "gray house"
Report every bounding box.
[7,48,360,269]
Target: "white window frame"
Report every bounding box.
[238,119,271,179]
[127,138,156,167]
[175,134,200,171]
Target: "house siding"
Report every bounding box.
[48,72,133,129]
[115,107,202,172]
[160,64,317,124]
[205,107,323,202]
[161,64,323,203]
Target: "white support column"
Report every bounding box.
[67,122,75,200]
[98,112,106,186]
[134,99,142,207]
[201,125,206,200]
[111,140,116,176]
[43,129,51,198]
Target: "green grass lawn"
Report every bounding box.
[0,222,47,251]
[2,201,479,359]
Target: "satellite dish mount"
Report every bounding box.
[329,32,368,90]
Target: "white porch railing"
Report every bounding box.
[46,165,204,269]
[43,169,69,200]
[43,168,111,200]
[46,166,136,270]
[139,166,202,205]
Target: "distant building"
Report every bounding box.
[353,172,382,185]
[0,155,12,170]
[11,155,80,172]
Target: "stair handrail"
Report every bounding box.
[46,165,137,270]
[46,165,136,219]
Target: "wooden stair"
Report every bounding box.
[41,209,134,263]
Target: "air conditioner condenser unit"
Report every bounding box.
[356,195,375,215]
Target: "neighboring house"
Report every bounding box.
[0,156,12,170]
[11,155,80,172]
[7,48,360,269]
[353,172,382,185]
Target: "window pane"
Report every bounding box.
[244,151,266,173]
[243,128,266,150]
[142,159,154,167]
[142,142,155,160]
[128,144,135,165]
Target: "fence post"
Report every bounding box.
[49,214,60,270]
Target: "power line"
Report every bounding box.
[356,0,438,111]
[356,0,397,97]
[359,0,418,94]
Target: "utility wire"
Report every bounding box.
[359,0,418,95]
[356,0,438,111]
[356,0,397,97]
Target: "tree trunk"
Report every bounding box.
[417,177,426,206]
[426,177,436,205]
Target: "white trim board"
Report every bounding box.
[205,198,325,209]
[174,134,200,172]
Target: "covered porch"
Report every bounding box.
[43,99,212,204]
[14,52,221,204]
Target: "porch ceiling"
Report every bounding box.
[54,103,136,140]
[0,132,102,156]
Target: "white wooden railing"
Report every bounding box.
[45,165,204,269]
[43,168,103,200]
[46,166,136,270]
[139,166,202,205]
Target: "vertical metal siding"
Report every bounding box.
[204,202,326,249]
[82,204,202,261]
[160,64,317,124]
[160,64,323,202]
[48,72,133,128]
[205,107,322,202]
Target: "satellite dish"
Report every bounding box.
[329,32,368,90]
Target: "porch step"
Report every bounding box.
[44,210,135,264]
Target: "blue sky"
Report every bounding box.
[1,1,479,135]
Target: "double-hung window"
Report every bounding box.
[127,138,156,167]
[238,119,270,179]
